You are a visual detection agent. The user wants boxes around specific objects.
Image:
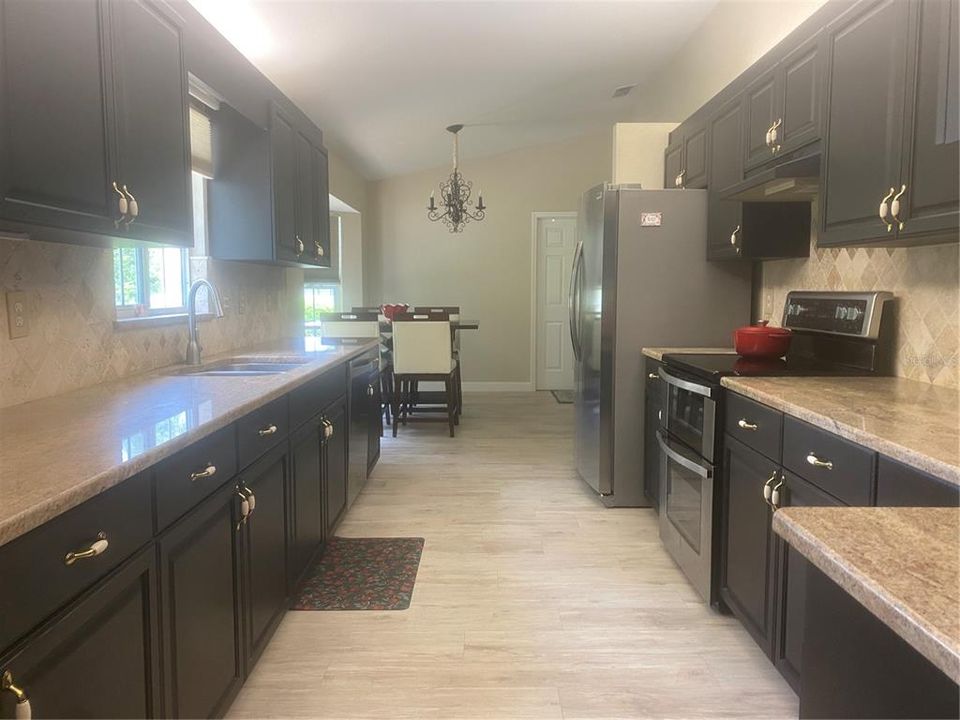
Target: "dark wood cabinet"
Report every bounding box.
[109,0,192,246]
[239,444,289,668]
[876,455,960,507]
[642,358,663,509]
[664,141,683,189]
[324,398,349,534]
[314,146,331,265]
[270,104,299,264]
[289,416,324,589]
[773,471,842,692]
[0,547,161,719]
[707,97,744,260]
[367,365,382,475]
[743,68,780,171]
[720,436,778,656]
[158,479,243,719]
[664,119,708,189]
[0,0,192,247]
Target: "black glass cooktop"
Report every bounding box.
[661,352,874,382]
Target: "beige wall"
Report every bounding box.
[612,123,678,187]
[631,0,827,122]
[324,150,370,309]
[366,131,612,385]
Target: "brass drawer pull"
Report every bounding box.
[737,418,758,431]
[1,671,30,719]
[189,464,217,481]
[64,531,109,566]
[770,478,785,510]
[258,424,278,437]
[762,470,777,505]
[806,452,833,470]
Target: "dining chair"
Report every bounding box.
[391,312,461,437]
[413,306,463,409]
[314,311,380,341]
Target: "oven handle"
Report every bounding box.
[658,367,715,399]
[657,431,713,479]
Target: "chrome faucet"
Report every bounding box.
[185,278,224,365]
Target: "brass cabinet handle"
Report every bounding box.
[729,224,741,246]
[190,464,217,481]
[322,419,334,439]
[737,418,758,431]
[236,485,252,529]
[770,118,782,153]
[258,424,278,437]
[891,184,907,230]
[367,384,374,397]
[1,671,30,719]
[762,470,778,505]
[770,478,785,510]
[295,235,304,257]
[648,372,659,379]
[64,531,109,566]
[123,185,139,219]
[315,239,324,258]
[806,452,833,470]
[878,187,895,232]
[112,181,129,217]
[765,124,774,148]
[675,169,685,188]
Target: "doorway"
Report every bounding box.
[532,212,578,390]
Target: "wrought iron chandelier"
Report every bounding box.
[426,124,486,233]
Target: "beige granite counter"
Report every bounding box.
[642,347,736,361]
[773,506,960,683]
[0,337,379,548]
[722,376,960,486]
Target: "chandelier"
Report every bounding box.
[426,124,486,232]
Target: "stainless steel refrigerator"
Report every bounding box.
[570,184,752,507]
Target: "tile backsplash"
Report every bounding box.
[761,222,959,387]
[0,237,304,408]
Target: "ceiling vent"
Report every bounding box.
[612,84,635,99]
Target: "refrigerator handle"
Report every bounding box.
[567,240,584,361]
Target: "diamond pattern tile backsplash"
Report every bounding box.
[0,237,305,408]
[761,219,959,387]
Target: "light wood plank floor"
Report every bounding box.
[227,392,797,719]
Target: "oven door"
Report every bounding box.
[658,366,717,463]
[657,430,714,603]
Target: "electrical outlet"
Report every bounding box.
[6,291,28,339]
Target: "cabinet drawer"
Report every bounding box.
[0,473,153,652]
[782,416,875,505]
[725,393,783,460]
[289,365,348,429]
[875,456,959,507]
[154,423,238,531]
[238,395,289,469]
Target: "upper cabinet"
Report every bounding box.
[743,34,823,171]
[664,117,708,189]
[0,0,193,247]
[820,0,958,246]
[707,97,745,259]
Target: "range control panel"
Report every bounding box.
[783,291,892,338]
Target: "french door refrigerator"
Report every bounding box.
[570,184,751,507]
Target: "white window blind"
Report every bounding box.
[190,105,214,179]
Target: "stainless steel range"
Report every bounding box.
[656,291,894,605]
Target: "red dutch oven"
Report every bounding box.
[733,321,792,359]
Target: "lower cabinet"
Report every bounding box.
[239,444,290,669]
[367,365,382,475]
[720,435,778,656]
[325,397,349,534]
[158,480,243,720]
[642,359,663,509]
[0,547,161,719]
[288,416,324,589]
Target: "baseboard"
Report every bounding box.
[461,381,536,392]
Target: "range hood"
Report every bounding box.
[723,152,820,202]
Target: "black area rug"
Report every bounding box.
[290,537,424,611]
[551,389,575,404]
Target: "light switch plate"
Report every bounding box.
[6,291,28,339]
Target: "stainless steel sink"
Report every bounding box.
[172,359,310,376]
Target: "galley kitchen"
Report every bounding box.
[0,0,957,718]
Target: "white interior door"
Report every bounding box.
[536,214,577,390]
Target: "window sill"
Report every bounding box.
[114,313,216,331]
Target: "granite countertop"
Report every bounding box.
[0,337,379,549]
[642,347,736,361]
[773,506,960,683]
[722,376,960,486]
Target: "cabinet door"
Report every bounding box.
[778,35,822,155]
[707,97,744,260]
[720,436,777,656]
[110,0,192,246]
[289,417,323,588]
[367,368,382,474]
[743,69,779,170]
[270,106,299,263]
[773,471,842,692]
[819,0,912,246]
[0,0,120,237]
[664,142,683,188]
[876,455,960,506]
[0,547,161,719]
[295,132,316,263]
[158,480,243,719]
[313,146,331,266]
[642,360,663,509]
[324,399,348,534]
[682,123,708,189]
[897,0,959,241]
[240,444,289,668]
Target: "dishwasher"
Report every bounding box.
[347,352,376,508]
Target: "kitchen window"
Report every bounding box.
[304,283,341,337]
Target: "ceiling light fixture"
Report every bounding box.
[426,124,486,233]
